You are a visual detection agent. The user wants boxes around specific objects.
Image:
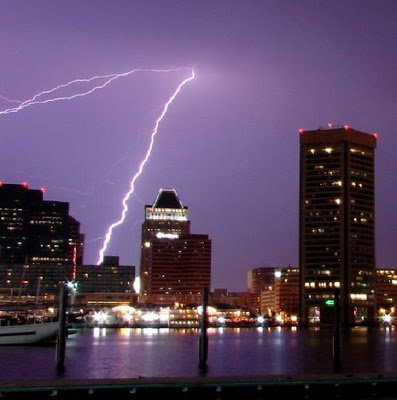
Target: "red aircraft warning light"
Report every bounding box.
[40,187,46,194]
[21,182,28,188]
[299,129,304,134]
[344,125,350,131]
[373,133,378,139]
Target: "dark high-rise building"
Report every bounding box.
[140,189,211,305]
[0,183,84,266]
[76,256,135,293]
[299,126,377,325]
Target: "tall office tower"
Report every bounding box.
[140,188,211,305]
[0,183,84,266]
[299,126,377,325]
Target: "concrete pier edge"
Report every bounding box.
[1,374,397,396]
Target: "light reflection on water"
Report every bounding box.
[1,327,397,382]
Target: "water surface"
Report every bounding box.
[1,326,396,382]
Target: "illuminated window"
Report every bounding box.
[350,294,367,300]
[332,181,342,186]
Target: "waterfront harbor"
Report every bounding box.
[1,327,397,381]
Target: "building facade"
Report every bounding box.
[247,267,276,294]
[140,189,211,305]
[0,256,135,305]
[376,268,397,311]
[247,267,299,318]
[76,256,134,293]
[0,262,71,303]
[0,183,84,266]
[75,256,135,307]
[260,267,299,318]
[247,267,281,312]
[299,126,377,325]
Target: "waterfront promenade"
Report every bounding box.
[2,374,397,399]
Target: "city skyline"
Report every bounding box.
[0,1,396,291]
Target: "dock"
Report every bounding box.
[1,374,397,399]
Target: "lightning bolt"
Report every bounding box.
[0,67,190,116]
[0,65,195,265]
[0,94,22,104]
[97,68,195,264]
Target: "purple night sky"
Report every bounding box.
[0,1,396,291]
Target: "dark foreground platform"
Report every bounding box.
[1,374,397,399]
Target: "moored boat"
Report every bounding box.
[0,316,59,345]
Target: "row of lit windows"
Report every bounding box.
[351,170,369,178]
[30,220,63,225]
[305,281,341,288]
[308,147,338,154]
[305,198,342,205]
[31,257,69,262]
[306,169,341,176]
[350,148,372,157]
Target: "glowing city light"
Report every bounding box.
[141,311,159,322]
[93,311,109,324]
[133,277,141,294]
[156,232,179,239]
[97,68,195,264]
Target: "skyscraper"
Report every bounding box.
[299,126,377,325]
[140,189,211,305]
[0,183,84,266]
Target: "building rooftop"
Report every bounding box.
[151,188,186,209]
[299,125,377,148]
